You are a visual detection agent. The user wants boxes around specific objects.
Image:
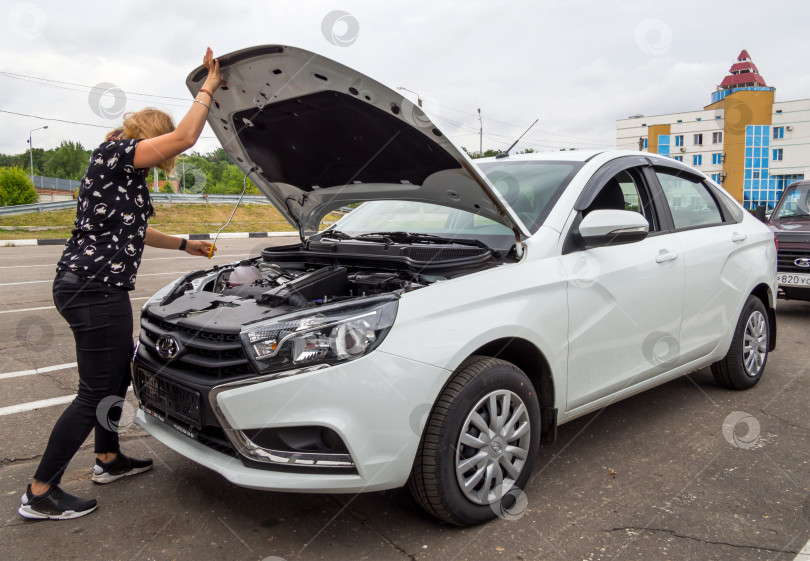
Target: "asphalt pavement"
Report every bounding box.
[0,238,808,561]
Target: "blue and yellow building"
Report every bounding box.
[617,50,809,209]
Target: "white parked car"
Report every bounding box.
[133,45,777,525]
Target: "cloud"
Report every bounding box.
[1,0,808,159]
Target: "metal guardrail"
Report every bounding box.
[150,194,270,204]
[0,200,77,216]
[0,195,359,218]
[0,194,273,216]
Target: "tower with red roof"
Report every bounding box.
[712,50,774,104]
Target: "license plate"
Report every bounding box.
[141,405,199,440]
[135,367,202,428]
[777,272,810,287]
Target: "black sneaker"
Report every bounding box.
[91,453,153,484]
[18,485,97,520]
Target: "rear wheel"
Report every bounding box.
[711,295,769,390]
[408,357,540,526]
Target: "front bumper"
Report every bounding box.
[134,350,451,493]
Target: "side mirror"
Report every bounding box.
[579,209,649,248]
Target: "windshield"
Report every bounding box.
[331,160,582,240]
[772,183,810,220]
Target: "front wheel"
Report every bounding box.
[407,357,541,526]
[711,295,770,390]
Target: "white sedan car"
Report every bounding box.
[133,45,777,525]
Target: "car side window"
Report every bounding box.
[655,170,724,229]
[585,168,659,232]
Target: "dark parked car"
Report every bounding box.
[769,180,810,301]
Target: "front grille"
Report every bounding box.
[777,249,810,273]
[139,310,252,379]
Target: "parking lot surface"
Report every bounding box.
[0,238,808,561]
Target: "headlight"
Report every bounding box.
[240,295,398,374]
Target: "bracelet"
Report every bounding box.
[193,99,210,110]
[178,238,187,251]
[199,87,213,98]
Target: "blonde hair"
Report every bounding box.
[106,108,177,173]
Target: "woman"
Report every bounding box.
[18,48,225,520]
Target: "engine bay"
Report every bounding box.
[214,261,424,306]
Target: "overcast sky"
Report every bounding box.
[2,0,809,159]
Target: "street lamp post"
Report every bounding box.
[396,85,423,107]
[478,108,482,155]
[28,126,48,187]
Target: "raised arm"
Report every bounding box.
[132,48,225,170]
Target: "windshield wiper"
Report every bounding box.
[354,231,497,255]
[319,229,354,240]
[321,230,498,255]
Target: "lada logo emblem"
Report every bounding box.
[491,441,502,454]
[155,335,181,360]
[795,258,810,268]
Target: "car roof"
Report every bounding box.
[474,150,683,165]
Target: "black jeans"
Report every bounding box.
[33,272,133,485]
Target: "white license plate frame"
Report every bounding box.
[777,272,810,287]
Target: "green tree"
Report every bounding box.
[462,147,503,159]
[0,167,38,206]
[44,141,91,180]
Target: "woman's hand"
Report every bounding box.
[185,239,215,257]
[202,47,226,93]
[132,48,225,170]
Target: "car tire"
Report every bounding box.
[407,356,541,526]
[711,295,769,390]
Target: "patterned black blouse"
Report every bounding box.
[56,139,153,290]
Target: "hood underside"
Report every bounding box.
[186,45,529,237]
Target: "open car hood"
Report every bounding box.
[186,45,530,239]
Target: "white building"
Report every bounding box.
[617,50,809,209]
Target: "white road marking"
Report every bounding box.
[0,387,134,416]
[0,296,150,314]
[0,305,55,314]
[795,539,810,561]
[0,362,77,380]
[0,395,76,416]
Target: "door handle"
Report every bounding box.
[732,231,748,242]
[655,249,679,263]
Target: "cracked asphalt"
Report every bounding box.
[0,238,808,561]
